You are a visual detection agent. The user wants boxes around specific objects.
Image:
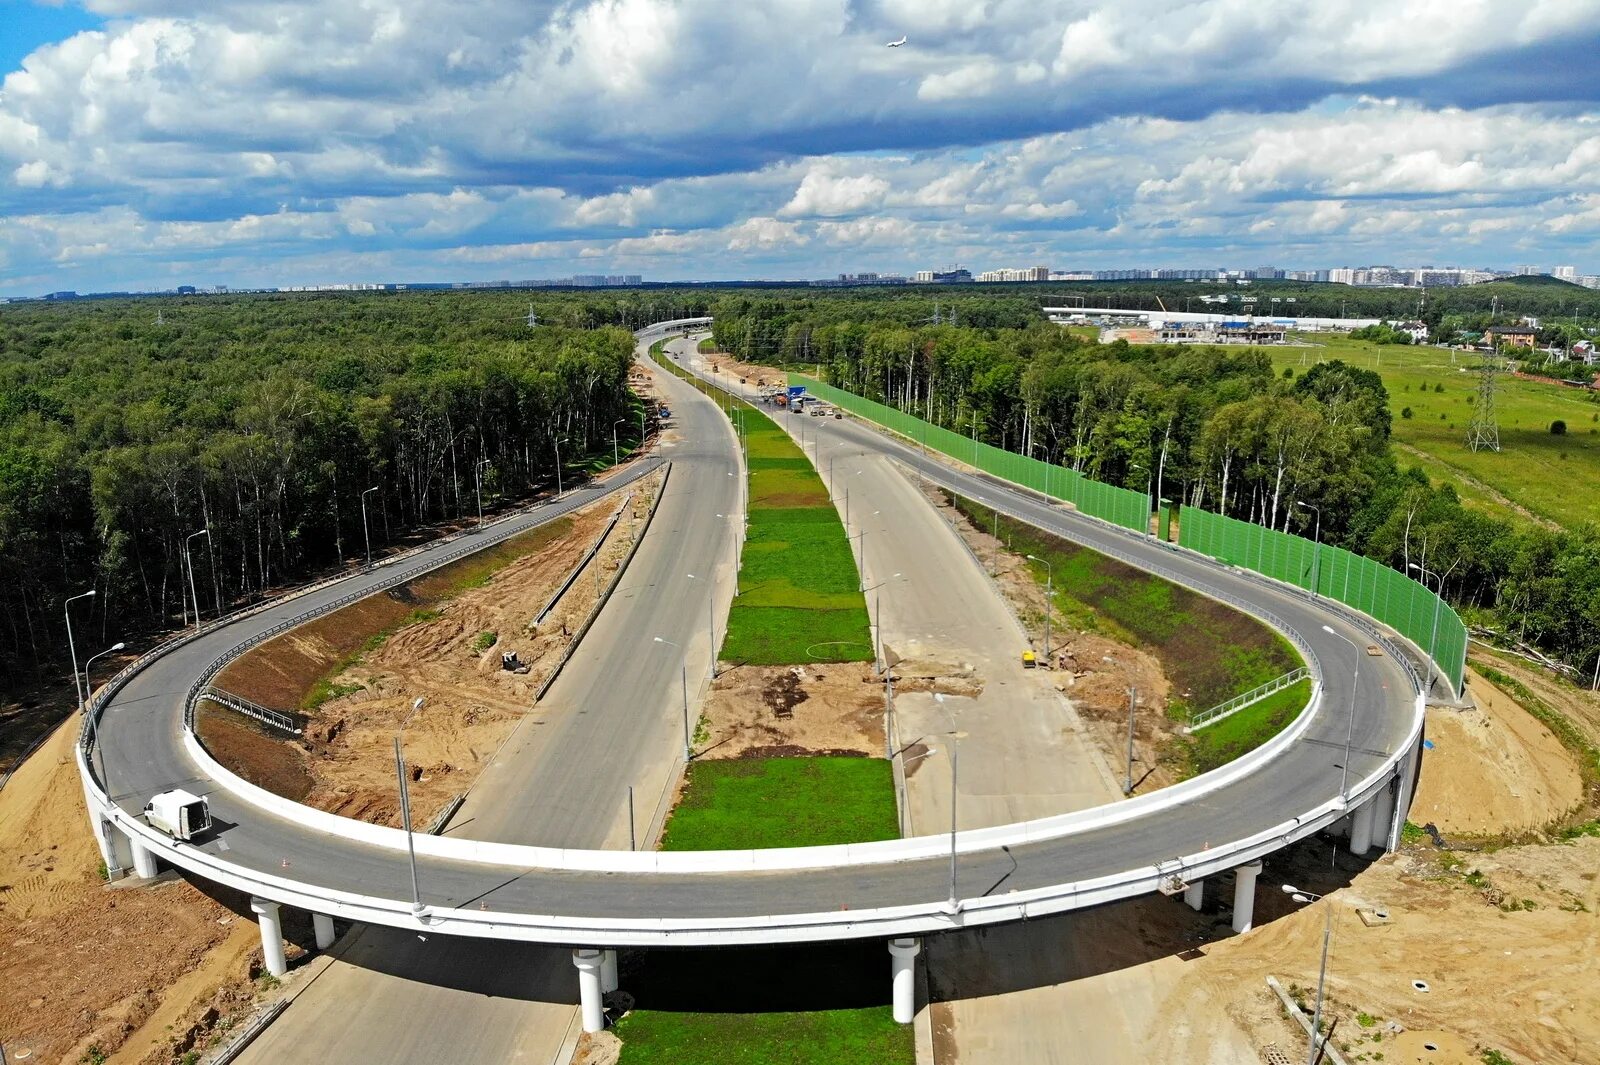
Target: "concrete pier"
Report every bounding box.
[1231,861,1263,933]
[250,897,288,977]
[888,938,921,1024]
[573,948,605,1033]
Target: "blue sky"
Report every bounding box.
[5,1,1600,294]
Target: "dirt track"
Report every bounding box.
[699,662,885,759]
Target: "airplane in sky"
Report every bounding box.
[886,35,907,47]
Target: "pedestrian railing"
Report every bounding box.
[1185,667,1310,733]
[198,688,303,736]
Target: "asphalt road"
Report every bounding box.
[234,325,741,1063]
[90,329,1419,944]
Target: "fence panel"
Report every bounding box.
[790,375,1467,692]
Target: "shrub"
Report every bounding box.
[472,630,498,652]
[1435,382,1445,392]
[1400,406,1413,419]
[1551,419,1567,435]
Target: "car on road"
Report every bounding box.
[144,789,212,842]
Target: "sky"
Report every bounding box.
[5,0,1600,294]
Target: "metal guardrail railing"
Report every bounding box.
[199,688,302,736]
[1185,667,1310,733]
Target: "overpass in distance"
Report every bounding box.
[77,319,1429,1032]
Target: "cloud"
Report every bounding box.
[6,2,1600,289]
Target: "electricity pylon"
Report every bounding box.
[1466,355,1502,453]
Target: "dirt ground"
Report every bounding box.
[212,469,664,828]
[0,721,284,1065]
[916,480,1183,791]
[698,662,886,759]
[1410,667,1585,836]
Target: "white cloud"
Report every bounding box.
[780,167,891,218]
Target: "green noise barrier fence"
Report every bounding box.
[794,374,1467,694]
[1179,508,1466,692]
[793,377,1150,533]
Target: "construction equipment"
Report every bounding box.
[1021,650,1037,668]
[500,649,531,675]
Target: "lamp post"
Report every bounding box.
[1407,562,1444,697]
[184,528,211,630]
[686,573,717,665]
[654,636,691,760]
[863,573,904,674]
[1026,554,1053,659]
[361,486,379,567]
[392,735,425,915]
[613,418,628,468]
[552,437,567,497]
[1297,502,1321,597]
[1130,462,1153,536]
[1320,624,1361,803]
[82,641,125,786]
[64,588,96,711]
[1283,884,1334,1065]
[475,459,491,528]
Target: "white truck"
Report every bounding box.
[144,789,212,842]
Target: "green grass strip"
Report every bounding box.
[1185,679,1313,776]
[651,340,871,665]
[613,1008,913,1065]
[660,757,898,850]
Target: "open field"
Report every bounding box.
[1274,333,1600,530]
[660,756,897,850]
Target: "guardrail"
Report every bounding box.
[1185,668,1310,733]
[199,688,303,735]
[534,494,631,626]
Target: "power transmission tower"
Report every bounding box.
[1466,355,1502,452]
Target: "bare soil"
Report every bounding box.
[208,468,665,828]
[699,662,885,759]
[1410,667,1585,836]
[0,721,287,1065]
[918,480,1183,791]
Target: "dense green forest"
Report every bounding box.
[707,292,1599,677]
[0,290,713,672]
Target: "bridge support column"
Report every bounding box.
[573,948,605,1033]
[1231,861,1262,934]
[888,938,920,1024]
[1372,779,1399,853]
[128,837,159,880]
[1183,880,1204,911]
[600,949,619,994]
[250,897,288,977]
[313,913,337,951]
[1349,798,1379,856]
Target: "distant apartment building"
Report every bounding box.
[977,266,1049,282]
[914,266,973,283]
[813,272,907,287]
[1555,265,1579,282]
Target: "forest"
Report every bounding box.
[707,293,1599,677]
[0,290,719,674]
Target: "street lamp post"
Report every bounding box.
[687,573,717,665]
[654,636,691,760]
[553,437,567,497]
[392,736,425,915]
[946,735,961,912]
[64,588,96,711]
[1124,686,1138,795]
[613,418,628,469]
[1320,624,1361,802]
[184,528,211,630]
[1297,502,1321,597]
[1282,884,1334,1065]
[361,486,379,567]
[82,641,125,786]
[1407,562,1444,697]
[1026,555,1053,659]
[475,459,491,528]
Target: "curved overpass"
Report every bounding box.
[77,320,1427,1024]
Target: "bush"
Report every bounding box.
[472,630,498,652]
[1400,406,1413,419]
[1551,419,1568,435]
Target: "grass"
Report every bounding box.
[1271,333,1600,530]
[1185,679,1313,775]
[613,1007,912,1065]
[948,491,1300,718]
[660,757,898,850]
[651,341,872,665]
[301,608,439,710]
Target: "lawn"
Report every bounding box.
[613,1007,913,1065]
[660,757,899,850]
[1185,678,1313,775]
[652,339,873,665]
[1270,333,1600,531]
[949,491,1300,719]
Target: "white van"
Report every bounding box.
[144,789,212,842]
